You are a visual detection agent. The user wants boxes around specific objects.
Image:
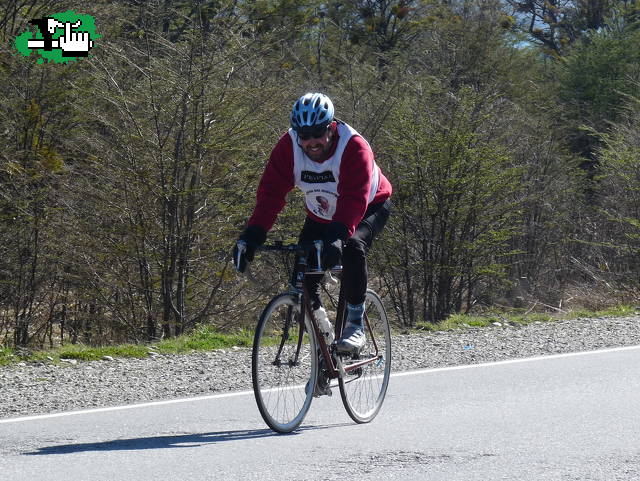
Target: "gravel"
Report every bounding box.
[2,315,640,420]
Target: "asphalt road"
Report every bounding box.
[2,346,640,481]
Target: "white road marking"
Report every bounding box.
[2,344,639,425]
[392,344,640,378]
[0,390,254,424]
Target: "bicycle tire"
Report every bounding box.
[339,289,391,423]
[252,292,318,433]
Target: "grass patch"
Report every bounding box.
[36,344,149,362]
[0,325,255,366]
[564,304,636,319]
[415,304,638,332]
[0,347,16,367]
[153,325,254,354]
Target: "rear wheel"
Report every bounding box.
[339,289,391,423]
[252,293,317,433]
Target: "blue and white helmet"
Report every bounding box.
[290,93,334,133]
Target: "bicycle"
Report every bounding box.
[241,240,392,433]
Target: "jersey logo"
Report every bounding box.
[301,170,336,183]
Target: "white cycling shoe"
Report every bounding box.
[336,322,366,354]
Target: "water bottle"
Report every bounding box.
[313,307,334,344]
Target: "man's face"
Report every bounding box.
[298,126,333,162]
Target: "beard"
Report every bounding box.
[303,140,332,161]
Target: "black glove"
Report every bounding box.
[233,225,267,273]
[321,222,349,270]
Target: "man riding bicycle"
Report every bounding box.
[234,92,392,353]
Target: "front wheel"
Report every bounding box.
[252,293,317,433]
[339,289,391,423]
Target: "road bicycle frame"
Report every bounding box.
[288,242,384,381]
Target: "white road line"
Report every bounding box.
[2,344,639,425]
[0,390,254,425]
[392,343,640,378]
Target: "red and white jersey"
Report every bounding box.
[290,122,380,221]
[248,120,392,236]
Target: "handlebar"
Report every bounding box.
[235,240,342,274]
[256,241,320,253]
[257,241,324,272]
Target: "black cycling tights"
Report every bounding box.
[296,199,391,308]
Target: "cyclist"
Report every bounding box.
[234,92,392,353]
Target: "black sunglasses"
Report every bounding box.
[298,127,328,140]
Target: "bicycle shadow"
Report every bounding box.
[24,423,350,456]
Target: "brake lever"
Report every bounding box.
[235,240,246,272]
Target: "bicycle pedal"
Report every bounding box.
[313,368,332,397]
[313,385,332,397]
